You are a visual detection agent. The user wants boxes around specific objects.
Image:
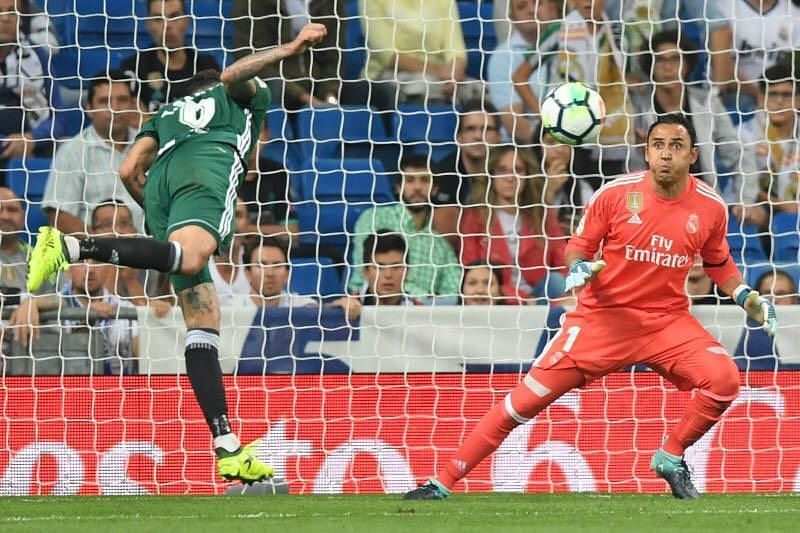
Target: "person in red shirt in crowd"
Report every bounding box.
[459,144,566,304]
[405,114,777,501]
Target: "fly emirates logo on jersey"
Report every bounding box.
[624,234,690,269]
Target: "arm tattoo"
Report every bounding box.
[222,43,297,85]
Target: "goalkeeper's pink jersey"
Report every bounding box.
[565,171,734,313]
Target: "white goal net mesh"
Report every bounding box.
[0,0,799,495]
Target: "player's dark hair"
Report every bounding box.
[363,230,407,264]
[760,64,798,93]
[640,29,699,79]
[90,198,132,228]
[148,0,185,15]
[245,237,289,267]
[185,68,222,95]
[646,113,698,148]
[458,99,501,134]
[756,269,798,295]
[88,69,137,104]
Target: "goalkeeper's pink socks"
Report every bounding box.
[663,390,733,456]
[436,367,585,491]
[436,401,517,490]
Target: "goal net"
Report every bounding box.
[1,0,799,496]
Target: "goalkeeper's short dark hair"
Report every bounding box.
[646,113,698,148]
[185,68,222,95]
[363,230,407,265]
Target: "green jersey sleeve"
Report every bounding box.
[248,77,272,118]
[135,114,160,143]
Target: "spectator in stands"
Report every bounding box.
[91,199,172,317]
[43,70,142,235]
[460,144,566,303]
[62,260,139,374]
[354,231,418,306]
[494,0,561,142]
[629,30,759,210]
[532,0,633,184]
[598,1,735,90]
[757,269,799,306]
[349,153,461,304]
[532,126,587,233]
[433,101,503,242]
[734,268,797,367]
[717,0,800,104]
[209,198,252,306]
[739,65,800,228]
[685,261,732,306]
[241,125,298,237]
[122,0,219,113]
[0,0,66,163]
[233,0,372,110]
[20,0,59,52]
[460,260,504,306]
[2,187,56,341]
[360,0,475,104]
[0,188,34,307]
[10,259,139,374]
[240,238,361,320]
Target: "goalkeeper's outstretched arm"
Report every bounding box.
[220,23,327,103]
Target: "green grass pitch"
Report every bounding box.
[1,494,798,532]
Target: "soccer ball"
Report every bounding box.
[540,82,606,146]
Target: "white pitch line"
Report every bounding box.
[2,507,800,523]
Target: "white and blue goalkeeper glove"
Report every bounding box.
[564,259,607,292]
[734,285,778,337]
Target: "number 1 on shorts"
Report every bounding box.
[563,325,581,352]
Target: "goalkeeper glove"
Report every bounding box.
[564,259,607,292]
[734,284,778,337]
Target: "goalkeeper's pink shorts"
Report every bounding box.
[535,307,737,394]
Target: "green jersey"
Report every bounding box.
[136,78,271,164]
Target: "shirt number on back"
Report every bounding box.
[178,98,216,129]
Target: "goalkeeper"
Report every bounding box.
[405,114,777,501]
[26,23,328,484]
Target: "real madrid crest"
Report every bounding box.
[626,191,643,224]
[686,213,699,234]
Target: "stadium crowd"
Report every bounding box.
[0,0,799,373]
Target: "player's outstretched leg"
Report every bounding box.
[27,226,183,292]
[404,367,584,500]
[650,347,740,500]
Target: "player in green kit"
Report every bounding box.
[26,22,328,484]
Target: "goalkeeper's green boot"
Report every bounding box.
[217,440,275,484]
[27,226,71,292]
[651,449,700,500]
[403,479,450,500]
